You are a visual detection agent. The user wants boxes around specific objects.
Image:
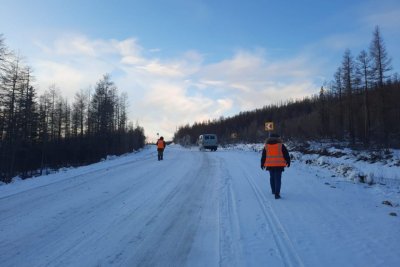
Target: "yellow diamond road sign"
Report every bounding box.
[265,122,274,131]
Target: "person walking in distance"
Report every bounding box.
[156,136,166,161]
[260,133,290,199]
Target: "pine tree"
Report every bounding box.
[333,67,344,139]
[341,49,356,144]
[370,26,392,87]
[356,50,373,145]
[369,26,392,145]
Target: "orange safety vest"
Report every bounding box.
[157,140,165,149]
[264,143,287,167]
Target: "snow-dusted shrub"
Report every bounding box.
[336,165,352,176]
[348,171,360,182]
[347,170,375,184]
[365,172,375,185]
[11,176,22,183]
[290,152,302,161]
[106,155,117,161]
[60,167,72,172]
[317,156,327,166]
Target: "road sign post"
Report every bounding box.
[265,122,274,131]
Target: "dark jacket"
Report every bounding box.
[260,136,290,171]
[156,140,166,151]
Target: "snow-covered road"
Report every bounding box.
[0,145,399,267]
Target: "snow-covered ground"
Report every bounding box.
[1,144,399,267]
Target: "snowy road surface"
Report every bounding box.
[1,145,399,267]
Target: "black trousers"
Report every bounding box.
[157,149,164,160]
[269,169,282,195]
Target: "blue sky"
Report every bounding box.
[1,0,400,140]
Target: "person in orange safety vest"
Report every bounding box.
[156,136,166,161]
[260,133,290,199]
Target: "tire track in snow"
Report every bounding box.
[218,159,245,266]
[120,149,218,266]
[0,155,164,267]
[242,168,305,267]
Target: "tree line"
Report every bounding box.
[174,26,399,148]
[0,35,145,183]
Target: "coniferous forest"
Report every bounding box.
[174,26,400,148]
[0,35,145,183]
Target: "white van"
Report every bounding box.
[198,134,218,151]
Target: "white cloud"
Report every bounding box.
[35,61,84,88]
[137,61,185,77]
[195,50,317,110]
[51,35,98,56]
[31,33,320,141]
[116,38,145,65]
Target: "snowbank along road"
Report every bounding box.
[0,144,399,267]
